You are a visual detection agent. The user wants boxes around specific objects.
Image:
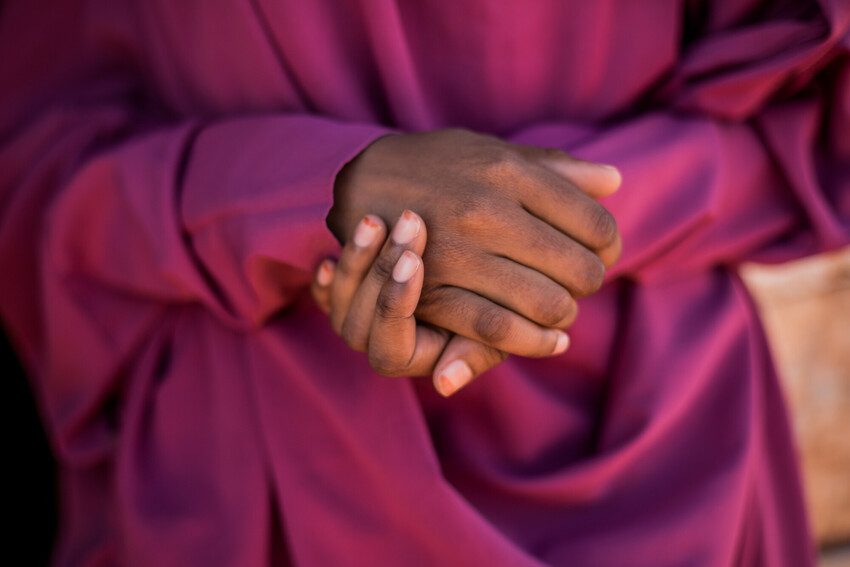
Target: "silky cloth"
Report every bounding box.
[1,1,848,565]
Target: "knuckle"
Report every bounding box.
[573,254,606,296]
[454,201,493,231]
[374,290,401,320]
[368,351,402,377]
[370,253,396,282]
[473,307,513,345]
[533,291,577,327]
[588,205,619,247]
[556,300,579,327]
[374,285,412,320]
[480,147,525,181]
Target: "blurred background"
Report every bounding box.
[5,247,848,565]
[742,246,850,566]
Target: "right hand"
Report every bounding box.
[327,128,621,358]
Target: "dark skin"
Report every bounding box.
[320,128,622,394]
[313,213,511,395]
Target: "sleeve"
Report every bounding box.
[0,1,390,463]
[509,0,850,282]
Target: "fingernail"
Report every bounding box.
[392,250,420,283]
[435,360,474,397]
[353,215,381,247]
[552,331,570,355]
[391,210,420,244]
[316,260,334,286]
[600,164,622,186]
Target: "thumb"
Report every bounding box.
[516,145,622,199]
[431,336,509,397]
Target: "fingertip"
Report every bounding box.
[391,209,423,245]
[600,232,623,268]
[401,209,423,224]
[352,214,385,248]
[598,164,622,195]
[542,156,622,198]
[434,359,474,397]
[551,331,570,355]
[316,259,336,287]
[311,260,334,315]
[363,213,386,230]
[392,250,421,283]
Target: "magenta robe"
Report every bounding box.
[1,1,848,565]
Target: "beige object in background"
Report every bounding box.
[740,247,850,552]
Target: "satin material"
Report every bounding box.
[1,1,848,565]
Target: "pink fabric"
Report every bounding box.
[1,1,848,565]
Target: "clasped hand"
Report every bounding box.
[313,128,621,396]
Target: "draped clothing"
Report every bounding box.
[1,1,849,565]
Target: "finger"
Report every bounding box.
[415,285,570,358]
[440,254,579,329]
[431,336,508,397]
[367,250,450,376]
[599,231,622,268]
[514,144,622,199]
[310,259,335,315]
[490,210,606,297]
[341,210,427,351]
[510,157,620,253]
[329,215,387,334]
[514,145,623,268]
[525,148,624,268]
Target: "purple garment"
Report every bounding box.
[1,0,848,565]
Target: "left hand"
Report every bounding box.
[312,212,560,396]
